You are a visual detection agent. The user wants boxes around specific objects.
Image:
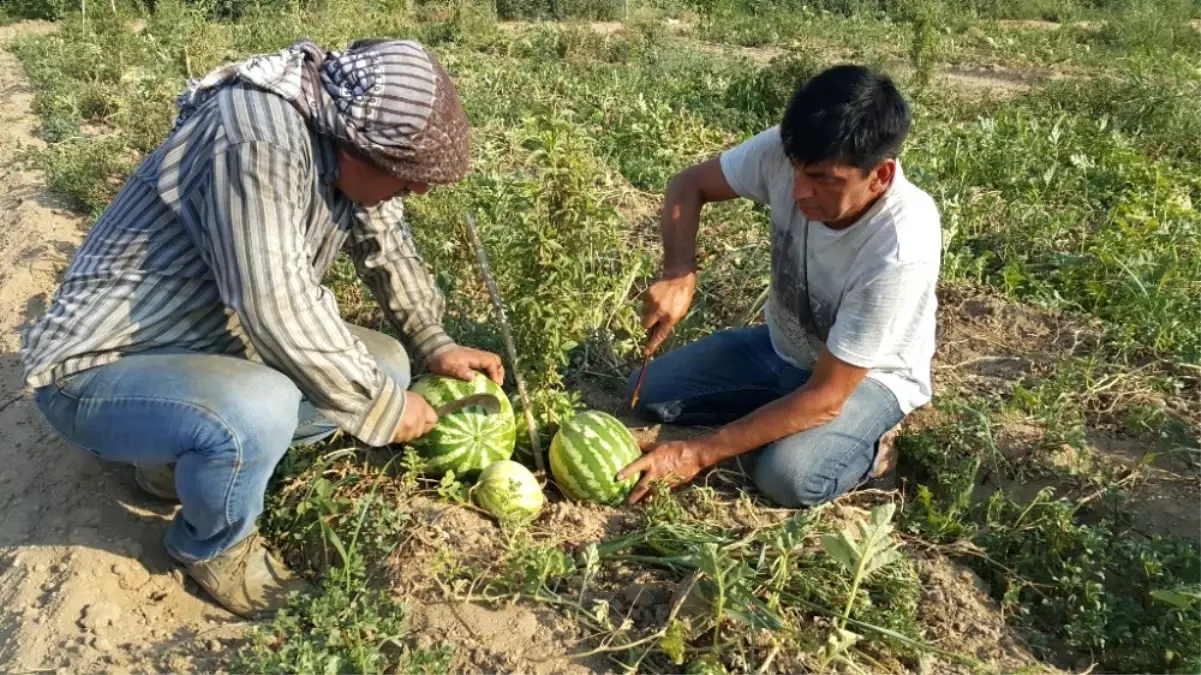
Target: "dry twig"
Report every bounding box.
[463,212,544,473]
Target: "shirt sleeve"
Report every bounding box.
[719,126,789,205]
[825,260,938,369]
[345,197,456,369]
[193,140,407,447]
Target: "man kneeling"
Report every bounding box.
[619,65,941,506]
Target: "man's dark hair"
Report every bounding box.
[780,65,911,171]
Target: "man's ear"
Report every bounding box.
[870,158,896,193]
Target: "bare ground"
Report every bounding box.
[929,287,1200,542]
[0,23,245,674]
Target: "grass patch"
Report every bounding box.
[901,404,1201,673]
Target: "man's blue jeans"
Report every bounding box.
[33,324,409,564]
[627,326,904,507]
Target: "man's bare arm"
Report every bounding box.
[696,348,869,465]
[643,158,740,353]
[659,156,741,276]
[619,349,870,502]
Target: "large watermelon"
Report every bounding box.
[409,373,516,477]
[549,411,641,505]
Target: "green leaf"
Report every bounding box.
[861,545,903,576]
[320,520,351,567]
[580,542,600,575]
[820,532,859,572]
[819,627,861,667]
[590,599,612,630]
[1151,587,1201,609]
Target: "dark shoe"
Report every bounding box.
[187,534,312,619]
[134,463,179,502]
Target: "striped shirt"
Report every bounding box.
[20,82,453,446]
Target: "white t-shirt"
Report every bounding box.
[720,126,941,413]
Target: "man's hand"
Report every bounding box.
[641,157,737,355]
[427,346,504,385]
[617,439,709,504]
[641,272,697,355]
[392,391,439,444]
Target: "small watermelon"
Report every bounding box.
[474,460,544,521]
[549,411,641,505]
[685,655,728,675]
[409,373,516,477]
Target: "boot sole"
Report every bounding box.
[134,465,180,502]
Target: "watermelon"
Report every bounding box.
[474,460,544,521]
[409,373,516,477]
[549,411,641,505]
[685,655,729,675]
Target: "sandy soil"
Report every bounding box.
[0,23,245,674]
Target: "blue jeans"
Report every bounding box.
[33,324,409,564]
[627,326,904,507]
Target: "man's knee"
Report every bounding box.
[347,324,411,388]
[198,366,301,456]
[625,361,679,423]
[751,442,848,508]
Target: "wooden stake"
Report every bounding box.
[463,212,544,473]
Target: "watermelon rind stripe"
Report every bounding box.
[550,411,640,505]
[550,437,589,501]
[560,432,605,497]
[409,373,516,475]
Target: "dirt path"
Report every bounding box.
[0,23,244,674]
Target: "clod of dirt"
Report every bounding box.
[410,601,607,675]
[667,572,709,624]
[90,636,114,653]
[79,602,122,631]
[111,561,151,591]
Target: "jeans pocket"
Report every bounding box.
[50,368,99,401]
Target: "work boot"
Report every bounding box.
[862,426,901,491]
[134,463,179,502]
[187,534,313,619]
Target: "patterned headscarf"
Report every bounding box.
[174,39,469,186]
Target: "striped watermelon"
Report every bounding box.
[475,460,544,521]
[686,656,729,675]
[409,373,515,477]
[549,411,641,505]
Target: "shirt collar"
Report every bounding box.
[313,131,339,185]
